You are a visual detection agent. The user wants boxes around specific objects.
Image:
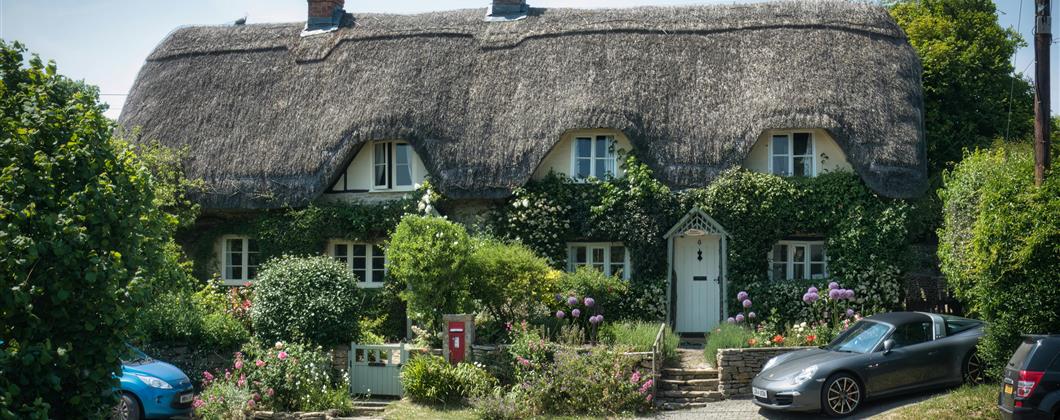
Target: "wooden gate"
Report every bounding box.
[349,343,420,396]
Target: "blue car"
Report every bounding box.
[113,346,195,419]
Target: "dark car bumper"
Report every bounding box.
[750,376,825,412]
[999,404,1051,420]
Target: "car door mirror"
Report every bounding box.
[882,339,895,354]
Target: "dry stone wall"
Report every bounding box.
[716,347,811,397]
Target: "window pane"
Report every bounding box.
[576,138,592,158]
[810,263,826,279]
[793,156,812,177]
[574,247,587,265]
[247,239,258,252]
[395,144,412,186]
[229,266,242,280]
[810,244,825,262]
[793,245,806,263]
[353,269,367,283]
[772,245,788,263]
[334,244,347,258]
[772,263,787,281]
[595,158,610,178]
[247,266,258,280]
[610,246,625,264]
[353,244,366,257]
[228,238,242,253]
[793,133,811,155]
[772,157,788,176]
[576,159,591,179]
[591,248,605,265]
[771,135,789,155]
[793,263,806,280]
[374,144,388,187]
[372,269,385,283]
[595,137,609,158]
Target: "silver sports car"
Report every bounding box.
[751,312,985,417]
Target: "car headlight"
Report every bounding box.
[788,365,817,386]
[763,356,780,371]
[133,374,172,389]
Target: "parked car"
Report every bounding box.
[751,312,985,417]
[998,334,1060,420]
[113,345,194,420]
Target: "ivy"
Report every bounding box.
[496,158,916,326]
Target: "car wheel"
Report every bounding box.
[111,393,141,420]
[821,373,861,417]
[963,351,985,385]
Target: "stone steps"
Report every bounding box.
[658,378,718,391]
[660,367,719,380]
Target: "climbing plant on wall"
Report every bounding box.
[495,157,917,326]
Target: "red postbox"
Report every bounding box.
[448,321,466,363]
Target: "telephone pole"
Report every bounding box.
[1035,0,1052,186]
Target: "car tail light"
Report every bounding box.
[1016,370,1044,398]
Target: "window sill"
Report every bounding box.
[222,279,253,286]
[356,283,385,289]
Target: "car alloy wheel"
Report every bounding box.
[823,374,861,417]
[963,352,984,385]
[111,393,141,420]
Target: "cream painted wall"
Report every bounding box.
[743,129,852,175]
[326,140,428,195]
[532,129,634,180]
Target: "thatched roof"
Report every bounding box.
[119,1,926,210]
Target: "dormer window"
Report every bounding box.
[373,141,414,190]
[770,132,816,177]
[572,135,616,181]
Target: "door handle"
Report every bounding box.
[867,363,880,369]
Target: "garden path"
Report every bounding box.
[653,388,946,419]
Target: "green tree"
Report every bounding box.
[387,215,473,336]
[938,146,1060,377]
[0,41,183,417]
[890,0,1034,173]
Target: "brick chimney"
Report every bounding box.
[306,0,345,31]
[487,0,528,20]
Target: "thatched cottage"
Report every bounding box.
[120,0,926,334]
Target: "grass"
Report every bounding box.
[875,385,1000,420]
[703,323,753,366]
[383,399,477,420]
[599,321,679,360]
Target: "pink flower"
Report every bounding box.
[630,371,641,384]
[266,388,275,397]
[639,378,654,394]
[255,359,265,367]
[192,399,205,409]
[235,360,244,370]
[247,399,255,408]
[278,351,288,360]
[202,371,214,383]
[252,393,261,402]
[237,374,246,387]
[646,394,653,403]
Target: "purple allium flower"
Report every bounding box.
[735,313,745,323]
[803,292,819,303]
[737,291,749,301]
[556,293,564,302]
[844,289,855,300]
[828,281,840,290]
[590,315,601,324]
[808,286,819,294]
[597,314,603,323]
[748,312,756,319]
[828,289,841,299]
[567,296,578,306]
[726,317,735,324]
[742,299,752,308]
[556,310,566,319]
[571,308,581,318]
[584,297,595,308]
[846,308,855,318]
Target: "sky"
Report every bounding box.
[0,0,1053,119]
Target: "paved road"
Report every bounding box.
[655,389,948,420]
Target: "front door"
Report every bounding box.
[675,235,721,333]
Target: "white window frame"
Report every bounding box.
[220,235,259,285]
[768,240,828,281]
[570,135,617,182]
[328,240,387,288]
[566,242,631,280]
[767,131,817,177]
[371,141,416,192]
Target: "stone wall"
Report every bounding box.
[716,347,811,397]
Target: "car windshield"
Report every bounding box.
[825,320,890,354]
[121,345,152,365]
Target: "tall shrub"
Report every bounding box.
[466,238,559,322]
[0,41,185,417]
[251,256,363,346]
[388,215,473,334]
[938,147,1060,377]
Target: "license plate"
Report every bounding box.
[1004,384,1013,395]
[753,387,767,398]
[180,393,194,403]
